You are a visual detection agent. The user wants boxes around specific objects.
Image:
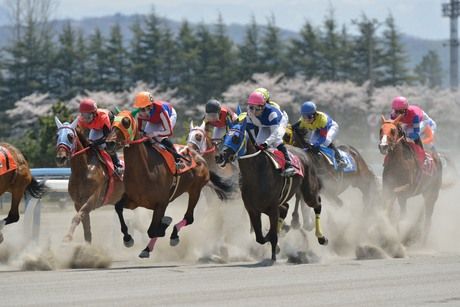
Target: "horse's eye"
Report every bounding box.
[122,117,131,129]
[231,135,239,144]
[67,134,74,143]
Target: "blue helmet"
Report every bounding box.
[301,101,317,116]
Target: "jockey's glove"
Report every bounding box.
[257,143,268,150]
[310,145,320,154]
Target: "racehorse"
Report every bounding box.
[55,117,124,243]
[217,120,328,261]
[105,110,234,258]
[187,121,236,179]
[0,143,47,243]
[378,115,442,241]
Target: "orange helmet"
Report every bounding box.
[133,91,154,108]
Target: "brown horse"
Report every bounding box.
[0,143,47,243]
[218,120,328,262]
[55,117,125,243]
[105,111,233,258]
[378,115,442,241]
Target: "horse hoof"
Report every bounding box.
[170,238,180,247]
[276,245,281,254]
[123,237,134,248]
[318,236,329,246]
[138,250,150,258]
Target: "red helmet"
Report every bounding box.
[247,91,265,106]
[391,96,408,111]
[79,98,97,113]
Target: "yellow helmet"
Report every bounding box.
[133,91,154,108]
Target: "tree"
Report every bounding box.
[337,25,354,81]
[321,9,340,81]
[106,23,128,91]
[414,50,443,88]
[128,16,148,84]
[380,14,410,86]
[87,28,108,91]
[158,27,179,88]
[142,9,163,86]
[286,21,321,78]
[175,20,199,101]
[238,16,262,80]
[194,23,218,103]
[260,15,285,75]
[55,22,79,98]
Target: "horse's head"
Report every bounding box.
[106,110,138,152]
[187,121,209,153]
[55,117,79,166]
[379,115,404,155]
[218,120,247,167]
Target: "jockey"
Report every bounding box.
[292,101,347,169]
[204,99,237,143]
[246,91,296,177]
[390,96,426,150]
[133,91,182,166]
[78,98,123,174]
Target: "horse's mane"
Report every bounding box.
[76,127,90,148]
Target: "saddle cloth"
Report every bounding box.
[319,146,357,173]
[407,143,436,176]
[153,144,197,175]
[265,149,304,177]
[0,146,17,176]
[96,149,123,205]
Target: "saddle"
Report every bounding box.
[318,146,357,173]
[0,146,17,176]
[265,149,304,177]
[94,149,123,205]
[153,144,197,175]
[407,143,436,176]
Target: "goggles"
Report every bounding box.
[248,105,264,112]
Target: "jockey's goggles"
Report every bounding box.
[394,109,406,115]
[248,105,264,112]
[205,112,219,121]
[302,113,315,120]
[140,106,152,113]
[81,112,95,122]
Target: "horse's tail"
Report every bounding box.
[26,177,47,199]
[207,171,235,201]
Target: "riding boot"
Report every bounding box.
[277,144,296,177]
[414,137,424,151]
[328,143,346,169]
[161,138,184,168]
[109,152,123,175]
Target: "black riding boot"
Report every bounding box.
[161,138,182,165]
[328,143,346,169]
[110,152,123,174]
[277,144,296,176]
[414,137,424,151]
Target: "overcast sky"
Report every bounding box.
[0,0,452,40]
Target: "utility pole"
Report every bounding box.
[442,0,460,90]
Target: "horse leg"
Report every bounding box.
[246,208,265,245]
[139,204,171,258]
[170,190,200,246]
[422,194,437,243]
[300,201,314,232]
[278,203,290,234]
[4,188,23,225]
[301,182,328,245]
[63,208,82,242]
[64,197,96,242]
[291,193,301,229]
[81,212,92,243]
[114,194,134,247]
[266,207,279,262]
[398,196,408,219]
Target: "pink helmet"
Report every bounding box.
[391,96,408,111]
[79,98,97,113]
[247,91,265,106]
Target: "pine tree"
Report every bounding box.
[337,25,355,81]
[381,14,409,86]
[106,23,128,92]
[39,29,57,94]
[55,22,78,98]
[74,30,89,90]
[87,28,108,91]
[321,10,340,81]
[260,15,285,76]
[129,16,148,84]
[142,9,163,86]
[286,21,321,78]
[158,27,179,88]
[238,16,262,80]
[414,50,443,88]
[175,21,199,101]
[194,24,218,103]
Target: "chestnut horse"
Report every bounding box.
[106,111,233,258]
[55,117,124,243]
[378,115,442,241]
[0,143,46,243]
[218,120,328,262]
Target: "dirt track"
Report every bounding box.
[0,172,460,306]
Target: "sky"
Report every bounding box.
[0,0,452,40]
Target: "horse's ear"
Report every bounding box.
[199,121,206,130]
[190,120,194,130]
[236,104,242,116]
[70,117,79,130]
[380,115,386,124]
[55,116,63,128]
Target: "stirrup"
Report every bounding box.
[282,165,296,177]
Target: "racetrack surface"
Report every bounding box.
[0,168,460,306]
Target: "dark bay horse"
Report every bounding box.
[218,120,328,261]
[106,111,233,258]
[0,143,46,243]
[288,126,378,229]
[378,115,442,241]
[55,117,125,243]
